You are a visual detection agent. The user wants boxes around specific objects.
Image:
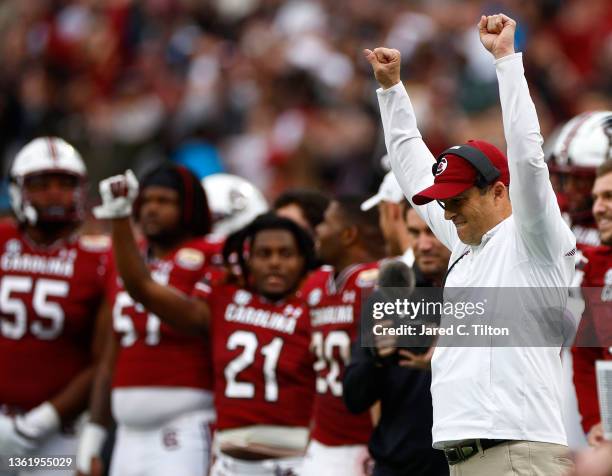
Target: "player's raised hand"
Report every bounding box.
[478,14,516,60]
[93,170,139,219]
[363,47,401,90]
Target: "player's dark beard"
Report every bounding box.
[36,219,76,235]
[35,205,79,235]
[28,218,79,246]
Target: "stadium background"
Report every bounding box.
[0,0,610,217]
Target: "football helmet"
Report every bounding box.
[9,137,87,225]
[547,111,612,173]
[201,173,268,238]
[546,111,612,226]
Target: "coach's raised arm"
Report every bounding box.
[366,13,577,475]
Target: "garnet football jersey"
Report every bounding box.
[192,282,315,430]
[298,265,334,298]
[305,262,379,446]
[0,221,110,410]
[572,244,612,432]
[108,238,215,390]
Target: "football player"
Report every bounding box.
[0,137,111,476]
[546,111,612,248]
[301,197,386,476]
[572,160,612,447]
[77,164,216,476]
[93,170,318,476]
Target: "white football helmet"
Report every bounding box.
[201,173,269,238]
[9,137,87,225]
[546,111,612,172]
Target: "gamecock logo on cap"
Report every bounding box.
[436,158,448,176]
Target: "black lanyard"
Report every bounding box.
[442,248,470,287]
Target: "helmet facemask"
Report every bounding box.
[10,172,87,228]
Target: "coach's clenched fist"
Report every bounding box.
[363,47,401,90]
[478,13,516,59]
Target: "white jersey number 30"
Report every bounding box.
[311,330,351,397]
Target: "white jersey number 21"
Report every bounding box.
[224,330,283,402]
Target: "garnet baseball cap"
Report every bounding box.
[361,171,405,211]
[412,140,510,205]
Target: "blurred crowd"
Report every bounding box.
[0,0,611,208]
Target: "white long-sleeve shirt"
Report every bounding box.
[377,53,576,447]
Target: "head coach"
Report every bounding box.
[365,13,576,476]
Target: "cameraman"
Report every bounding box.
[343,208,450,476]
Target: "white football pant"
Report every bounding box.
[109,409,213,476]
[300,440,372,476]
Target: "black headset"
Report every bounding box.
[432,144,501,189]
